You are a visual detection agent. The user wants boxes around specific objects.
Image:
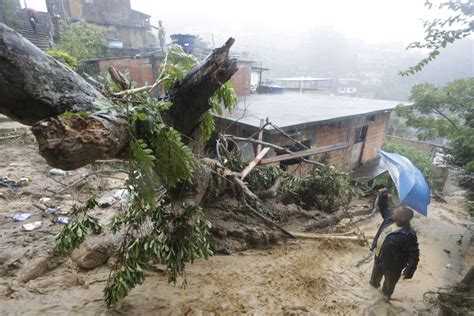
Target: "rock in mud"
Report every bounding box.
[70,234,120,269]
[20,255,65,283]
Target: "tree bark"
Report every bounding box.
[0,23,238,170]
[304,207,372,231]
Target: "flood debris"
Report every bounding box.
[22,221,42,231]
[12,213,32,222]
[0,176,29,188]
[54,216,70,225]
[49,168,70,176]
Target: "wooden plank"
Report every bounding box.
[291,232,375,241]
[240,147,270,179]
[256,119,264,154]
[260,142,348,165]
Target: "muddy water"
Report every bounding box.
[0,142,472,315]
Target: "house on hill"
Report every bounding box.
[45,0,151,50]
[214,93,402,173]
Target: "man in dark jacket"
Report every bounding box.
[369,189,420,299]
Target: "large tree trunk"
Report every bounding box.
[0,23,237,169]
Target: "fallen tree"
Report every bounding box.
[0,23,237,169]
[0,23,371,307]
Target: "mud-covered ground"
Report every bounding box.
[0,139,472,315]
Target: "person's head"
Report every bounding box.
[159,20,163,26]
[393,206,414,227]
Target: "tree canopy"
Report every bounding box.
[54,21,107,61]
[400,0,474,76]
[396,78,474,169]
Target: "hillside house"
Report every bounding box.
[45,0,151,50]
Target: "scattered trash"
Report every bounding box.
[8,163,18,167]
[18,177,30,186]
[0,176,29,188]
[54,216,70,225]
[445,263,453,270]
[12,213,32,222]
[45,206,61,214]
[98,196,116,208]
[113,189,130,201]
[49,168,70,176]
[443,249,451,255]
[22,221,42,231]
[38,197,53,207]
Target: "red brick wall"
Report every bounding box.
[230,64,251,97]
[95,58,250,97]
[97,58,156,87]
[314,121,350,169]
[360,112,390,164]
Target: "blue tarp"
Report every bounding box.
[379,150,430,216]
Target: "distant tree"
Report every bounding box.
[144,30,157,46]
[396,78,474,169]
[400,0,474,76]
[55,21,107,61]
[0,0,18,28]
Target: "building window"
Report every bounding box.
[367,114,376,122]
[354,126,368,143]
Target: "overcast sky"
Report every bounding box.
[26,0,433,45]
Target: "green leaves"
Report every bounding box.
[54,197,102,256]
[104,204,212,307]
[397,78,474,169]
[400,0,473,75]
[46,49,79,70]
[53,21,107,61]
[280,164,354,211]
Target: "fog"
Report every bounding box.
[25,0,473,100]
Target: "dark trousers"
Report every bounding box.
[370,260,401,298]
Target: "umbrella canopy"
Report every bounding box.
[379,150,430,216]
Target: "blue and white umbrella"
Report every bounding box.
[379,150,430,216]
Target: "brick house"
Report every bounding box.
[214,93,400,172]
[45,0,151,49]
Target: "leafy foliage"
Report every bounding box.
[226,149,283,192]
[396,78,474,169]
[400,0,474,76]
[280,164,354,212]
[54,21,107,61]
[54,197,102,255]
[47,49,79,70]
[105,202,212,306]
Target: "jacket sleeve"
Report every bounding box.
[377,193,393,220]
[403,232,420,279]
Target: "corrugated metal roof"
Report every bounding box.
[218,93,402,128]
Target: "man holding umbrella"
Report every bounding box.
[368,150,430,300]
[369,188,420,300]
